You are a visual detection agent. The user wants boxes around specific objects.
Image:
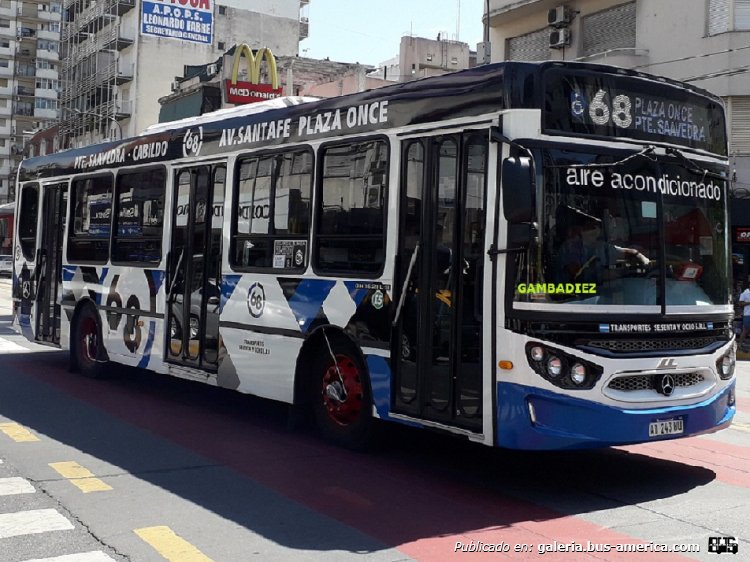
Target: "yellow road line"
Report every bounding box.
[49,462,113,493]
[0,422,39,442]
[134,526,213,562]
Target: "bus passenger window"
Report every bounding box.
[232,149,313,270]
[18,184,39,260]
[315,140,388,275]
[68,174,113,263]
[112,167,166,264]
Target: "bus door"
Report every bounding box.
[36,183,67,344]
[392,132,488,430]
[166,164,226,369]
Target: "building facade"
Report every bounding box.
[60,0,307,148]
[0,0,61,203]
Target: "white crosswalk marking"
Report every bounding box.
[0,476,35,496]
[22,552,116,562]
[0,337,27,353]
[0,509,74,539]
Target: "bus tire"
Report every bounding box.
[73,306,107,379]
[310,343,373,449]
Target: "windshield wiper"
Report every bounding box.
[665,147,727,181]
[549,145,658,169]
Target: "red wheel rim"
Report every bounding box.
[80,317,98,364]
[321,354,364,426]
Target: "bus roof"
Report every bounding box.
[19,61,724,182]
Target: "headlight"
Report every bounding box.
[570,363,586,385]
[717,347,736,380]
[530,346,544,362]
[547,356,562,377]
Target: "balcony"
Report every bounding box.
[17,28,36,39]
[13,104,34,117]
[115,99,132,120]
[15,86,35,97]
[102,25,134,51]
[299,17,309,40]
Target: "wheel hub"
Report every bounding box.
[321,355,363,426]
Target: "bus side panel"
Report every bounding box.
[63,264,167,371]
[218,273,394,404]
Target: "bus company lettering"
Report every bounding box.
[74,148,126,170]
[239,339,269,355]
[132,141,168,161]
[217,101,389,147]
[605,322,709,333]
[566,168,723,201]
[633,97,706,142]
[516,283,596,295]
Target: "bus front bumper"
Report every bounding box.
[496,382,735,450]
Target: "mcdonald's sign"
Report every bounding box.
[225,44,283,105]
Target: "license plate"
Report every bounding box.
[649,418,684,437]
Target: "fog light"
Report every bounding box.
[530,346,544,362]
[728,387,736,407]
[547,356,562,377]
[571,363,586,385]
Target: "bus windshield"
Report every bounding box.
[514,147,730,310]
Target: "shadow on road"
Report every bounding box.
[0,343,719,555]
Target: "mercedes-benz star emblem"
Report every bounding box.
[658,374,676,396]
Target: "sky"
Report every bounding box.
[301,0,485,67]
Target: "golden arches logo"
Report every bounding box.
[230,44,279,90]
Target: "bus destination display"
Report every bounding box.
[543,69,727,155]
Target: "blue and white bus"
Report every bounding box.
[12,61,736,449]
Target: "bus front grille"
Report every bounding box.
[607,372,705,392]
[585,337,720,354]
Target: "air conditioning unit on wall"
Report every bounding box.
[548,5,572,28]
[549,29,571,49]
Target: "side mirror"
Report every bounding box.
[502,156,535,224]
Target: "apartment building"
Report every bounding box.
[0,0,61,203]
[60,0,308,148]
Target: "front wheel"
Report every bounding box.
[73,306,107,378]
[311,345,373,449]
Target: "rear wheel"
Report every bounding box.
[311,343,373,449]
[73,306,107,378]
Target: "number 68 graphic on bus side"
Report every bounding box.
[105,274,157,353]
[587,89,633,128]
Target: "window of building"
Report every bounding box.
[506,28,549,61]
[582,2,636,57]
[232,149,313,269]
[112,168,166,264]
[219,5,226,15]
[0,19,9,29]
[315,140,389,275]
[37,40,59,53]
[218,41,226,50]
[0,61,9,68]
[50,2,62,13]
[709,0,750,33]
[35,98,58,110]
[68,174,113,263]
[0,40,9,49]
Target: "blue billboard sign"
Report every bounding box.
[141,0,214,45]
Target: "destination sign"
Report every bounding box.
[544,68,727,155]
